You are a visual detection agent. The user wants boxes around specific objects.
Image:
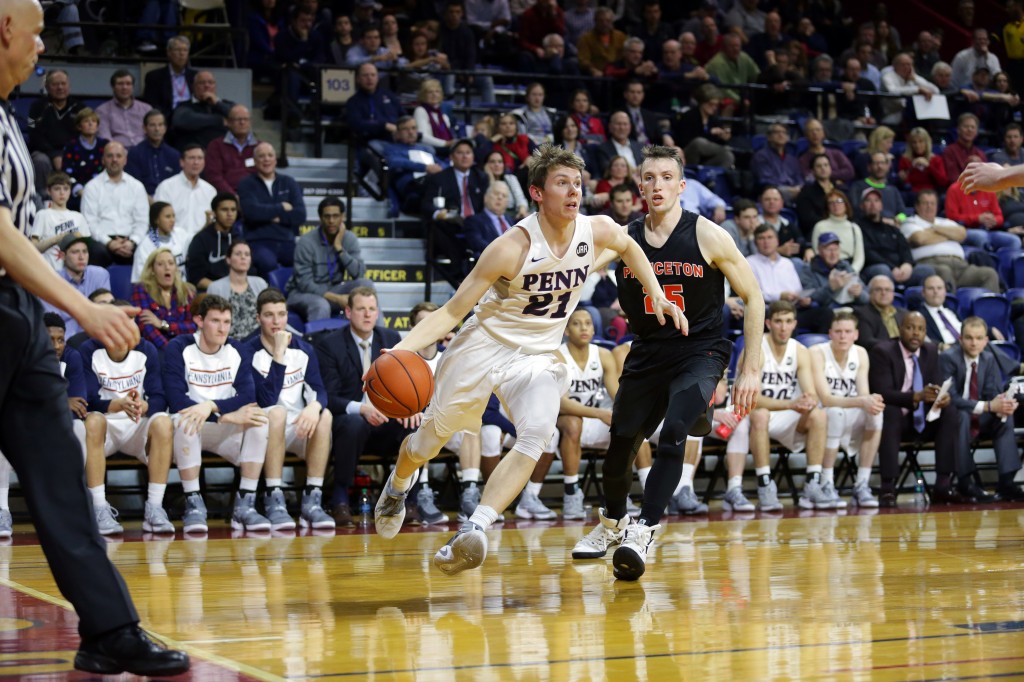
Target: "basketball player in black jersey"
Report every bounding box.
[0,1,187,676]
[572,145,764,581]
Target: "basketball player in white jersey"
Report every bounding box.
[518,308,618,520]
[80,321,175,536]
[373,144,684,575]
[809,310,884,507]
[725,300,835,510]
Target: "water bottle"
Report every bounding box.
[359,488,372,526]
[913,478,927,509]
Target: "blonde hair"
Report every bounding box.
[416,78,443,103]
[903,127,933,161]
[867,125,895,155]
[140,247,192,306]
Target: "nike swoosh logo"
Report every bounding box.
[208,254,226,264]
[531,256,545,263]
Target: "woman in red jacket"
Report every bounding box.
[491,113,535,173]
[897,127,948,193]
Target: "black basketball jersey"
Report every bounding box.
[617,210,724,342]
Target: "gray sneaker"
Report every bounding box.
[0,509,10,538]
[672,486,709,515]
[417,486,449,525]
[95,503,123,535]
[142,501,174,534]
[264,489,296,531]
[822,481,847,509]
[723,486,755,512]
[800,479,836,509]
[457,483,481,523]
[182,493,208,534]
[375,470,409,538]
[433,523,488,576]
[562,489,585,520]
[851,482,879,508]
[300,488,336,529]
[516,491,557,519]
[232,492,272,531]
[757,480,784,512]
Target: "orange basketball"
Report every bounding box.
[365,350,435,418]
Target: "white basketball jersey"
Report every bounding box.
[250,347,318,415]
[817,342,860,398]
[560,343,609,408]
[474,213,595,354]
[761,337,801,401]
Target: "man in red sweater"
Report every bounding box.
[942,113,988,180]
[204,104,259,195]
[945,178,1004,229]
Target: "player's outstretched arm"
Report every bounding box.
[591,215,687,333]
[393,232,525,354]
[959,162,1024,194]
[697,216,764,416]
[0,207,140,353]
[592,221,629,270]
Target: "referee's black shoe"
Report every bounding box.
[688,400,715,437]
[74,624,190,676]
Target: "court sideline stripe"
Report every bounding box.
[0,575,286,682]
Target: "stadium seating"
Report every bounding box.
[108,265,132,301]
[267,267,293,292]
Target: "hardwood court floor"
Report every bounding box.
[1,508,1023,680]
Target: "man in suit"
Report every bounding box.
[316,287,410,526]
[169,71,235,151]
[855,275,906,351]
[621,80,674,148]
[868,311,958,506]
[463,181,512,260]
[419,139,488,287]
[595,111,646,177]
[939,316,1024,501]
[143,36,197,118]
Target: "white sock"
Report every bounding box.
[307,476,324,487]
[822,467,834,485]
[147,482,166,507]
[266,478,283,489]
[0,486,8,510]
[392,470,414,492]
[856,465,872,487]
[468,505,498,530]
[563,474,579,485]
[637,466,651,490]
[239,477,259,492]
[680,463,695,488]
[806,464,822,474]
[755,466,771,478]
[461,468,480,483]
[525,481,542,496]
[727,475,743,491]
[182,478,201,494]
[89,485,106,508]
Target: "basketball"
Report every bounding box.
[365,350,435,418]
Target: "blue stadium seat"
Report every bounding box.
[841,140,866,158]
[956,287,989,317]
[997,248,1023,285]
[108,265,131,301]
[304,318,347,335]
[991,340,1021,362]
[972,295,1012,341]
[1006,287,1024,302]
[903,286,922,310]
[751,134,767,151]
[1012,254,1024,290]
[287,312,305,335]
[696,165,733,204]
[728,334,745,380]
[780,207,798,227]
[267,267,293,292]
[795,333,828,347]
[892,291,907,309]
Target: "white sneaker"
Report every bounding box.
[375,470,410,539]
[612,521,661,581]
[723,486,755,512]
[515,491,557,520]
[571,509,629,559]
[822,481,847,509]
[800,479,836,509]
[142,501,175,534]
[433,523,488,576]
[851,482,879,508]
[625,497,641,515]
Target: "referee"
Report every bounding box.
[0,1,187,676]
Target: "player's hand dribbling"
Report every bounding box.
[399,412,423,429]
[79,302,141,356]
[959,162,1012,194]
[649,294,688,335]
[732,369,760,418]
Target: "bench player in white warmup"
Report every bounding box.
[373,144,684,575]
[809,310,884,507]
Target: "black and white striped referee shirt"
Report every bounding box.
[0,99,36,236]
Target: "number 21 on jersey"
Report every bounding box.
[643,283,685,314]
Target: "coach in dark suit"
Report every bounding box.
[868,311,959,507]
[594,111,646,177]
[854,274,907,351]
[463,181,513,259]
[142,36,197,117]
[939,317,1024,501]
[420,139,487,286]
[316,287,410,526]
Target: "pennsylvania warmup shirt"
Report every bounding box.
[761,337,801,401]
[243,334,328,414]
[559,343,610,408]
[79,338,166,418]
[163,333,255,420]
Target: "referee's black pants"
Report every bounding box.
[0,280,137,638]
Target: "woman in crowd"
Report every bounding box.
[897,127,948,193]
[511,82,555,145]
[674,84,735,169]
[854,125,896,180]
[413,79,456,155]
[482,151,529,220]
[491,113,535,174]
[810,188,865,273]
[381,14,402,57]
[329,15,355,65]
[399,31,450,93]
[130,247,197,350]
[132,201,188,283]
[552,114,595,187]
[589,155,639,213]
[206,241,268,340]
[569,88,606,144]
